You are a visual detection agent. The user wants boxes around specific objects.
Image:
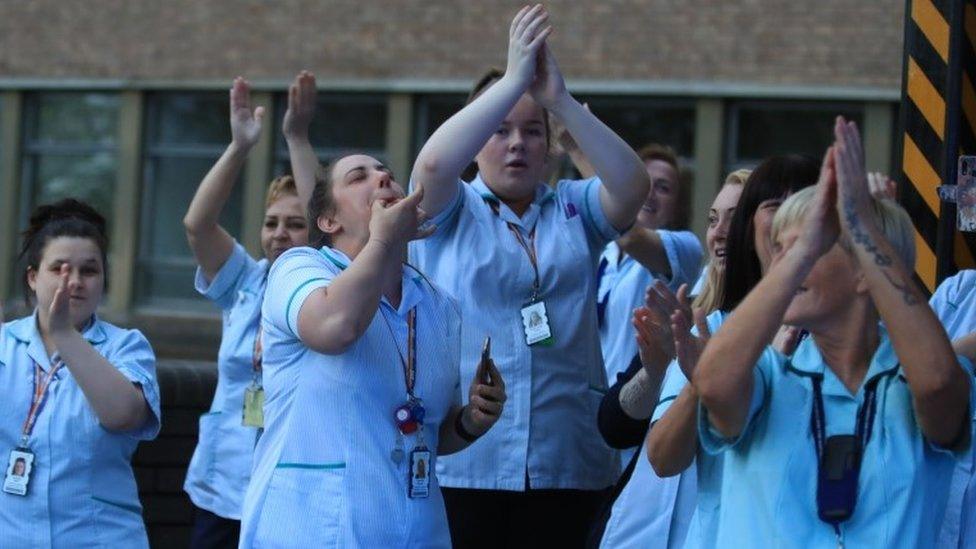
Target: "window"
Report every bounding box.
[20,93,119,224]
[273,93,388,176]
[580,96,696,158]
[726,101,864,171]
[412,94,466,159]
[137,93,242,307]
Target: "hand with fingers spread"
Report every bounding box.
[229,77,265,152]
[506,4,553,88]
[868,171,897,201]
[671,307,711,381]
[368,185,435,248]
[462,356,507,438]
[283,70,317,142]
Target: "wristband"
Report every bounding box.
[455,406,481,443]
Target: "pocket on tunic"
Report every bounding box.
[253,463,346,548]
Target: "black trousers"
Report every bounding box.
[441,485,610,548]
[188,507,240,549]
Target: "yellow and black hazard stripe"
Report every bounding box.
[898,0,976,291]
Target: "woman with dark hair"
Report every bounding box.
[0,199,161,547]
[409,5,651,545]
[643,154,820,548]
[238,155,506,546]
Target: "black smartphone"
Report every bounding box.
[479,336,493,386]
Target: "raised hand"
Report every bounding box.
[794,145,840,260]
[506,4,552,89]
[833,117,874,226]
[229,77,265,151]
[671,307,711,381]
[47,264,74,336]
[463,357,507,437]
[528,42,568,109]
[283,70,317,142]
[368,184,435,247]
[772,325,803,355]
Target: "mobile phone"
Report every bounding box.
[479,336,493,386]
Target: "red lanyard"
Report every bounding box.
[19,358,65,448]
[487,199,541,297]
[381,309,418,397]
[252,325,263,375]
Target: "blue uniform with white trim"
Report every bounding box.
[184,242,267,520]
[410,174,618,491]
[699,330,974,548]
[240,246,461,548]
[930,269,976,549]
[0,313,161,548]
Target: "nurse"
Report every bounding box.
[694,119,974,547]
[182,74,315,548]
[0,199,161,548]
[239,157,506,547]
[410,5,650,544]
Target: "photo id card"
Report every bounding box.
[408,447,431,499]
[242,385,265,428]
[520,300,552,346]
[3,449,34,497]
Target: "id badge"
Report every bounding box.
[3,449,34,496]
[242,385,265,428]
[817,435,861,523]
[520,300,552,346]
[408,446,431,499]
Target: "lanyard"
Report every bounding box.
[252,325,263,376]
[596,257,610,328]
[20,357,66,448]
[809,375,881,466]
[381,308,418,398]
[486,199,541,299]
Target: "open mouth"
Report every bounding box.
[714,248,727,258]
[505,159,528,170]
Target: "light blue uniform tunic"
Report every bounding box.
[184,242,268,520]
[410,174,619,491]
[931,269,976,549]
[0,313,161,548]
[239,246,461,548]
[699,330,974,548]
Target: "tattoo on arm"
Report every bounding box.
[843,199,920,306]
[619,369,658,420]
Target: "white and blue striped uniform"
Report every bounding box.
[931,269,976,549]
[597,232,702,383]
[410,174,619,491]
[0,313,161,548]
[240,246,461,548]
[185,242,267,520]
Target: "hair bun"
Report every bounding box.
[26,199,107,239]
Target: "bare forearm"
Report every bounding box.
[184,143,248,232]
[846,216,968,443]
[285,136,319,209]
[647,384,699,476]
[617,228,671,278]
[437,406,475,455]
[953,332,976,363]
[51,331,147,432]
[619,367,664,420]
[412,75,527,214]
[548,94,648,230]
[694,247,813,437]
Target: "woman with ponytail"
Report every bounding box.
[0,199,161,547]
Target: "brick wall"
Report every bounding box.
[0,0,904,89]
[135,359,217,548]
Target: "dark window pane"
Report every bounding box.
[152,93,230,145]
[733,103,863,164]
[32,153,116,216]
[138,93,243,307]
[581,97,696,158]
[33,93,119,146]
[412,95,466,157]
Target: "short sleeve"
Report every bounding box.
[195,242,261,310]
[411,178,466,240]
[652,360,688,422]
[659,230,704,292]
[264,247,337,339]
[698,349,775,455]
[557,177,620,251]
[110,329,162,441]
